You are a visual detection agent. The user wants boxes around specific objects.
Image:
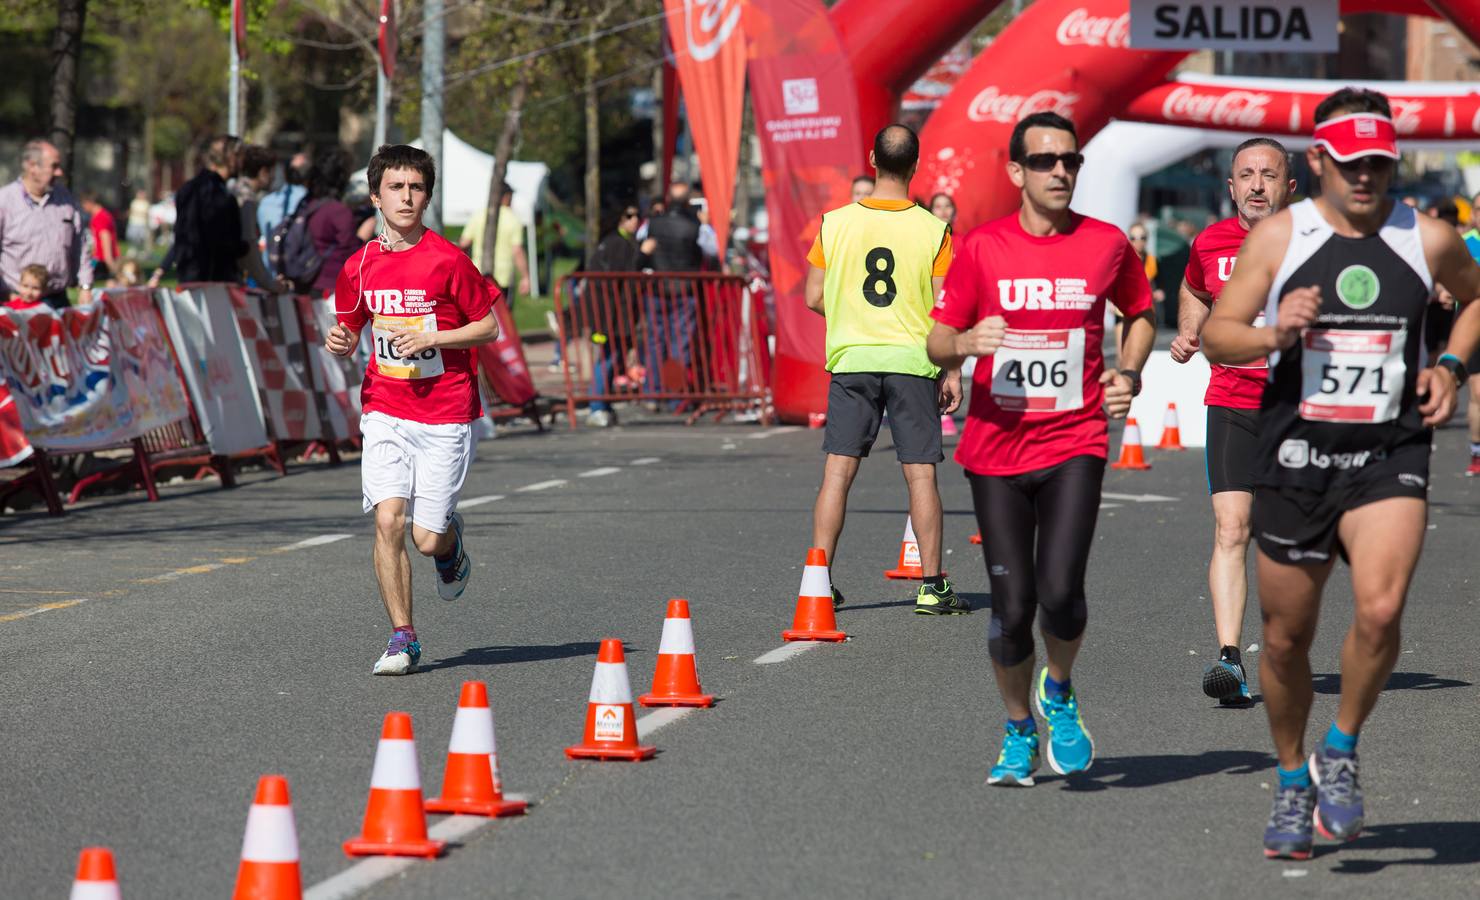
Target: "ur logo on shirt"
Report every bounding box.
[364,289,407,314]
[1217,256,1235,282]
[996,278,1097,311]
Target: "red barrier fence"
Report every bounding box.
[552,272,771,428]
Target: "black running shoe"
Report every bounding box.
[1202,655,1251,704]
[914,579,970,615]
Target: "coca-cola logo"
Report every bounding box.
[1388,100,1423,135]
[1057,8,1129,48]
[967,87,1078,124]
[1161,86,1270,129]
[683,0,741,62]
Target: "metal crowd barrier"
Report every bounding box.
[552,272,772,428]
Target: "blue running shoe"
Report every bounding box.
[1310,744,1364,841]
[1202,656,1252,705]
[986,724,1040,787]
[1263,784,1315,860]
[435,511,471,601]
[1034,669,1095,774]
[372,630,422,676]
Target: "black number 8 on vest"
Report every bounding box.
[862,247,897,308]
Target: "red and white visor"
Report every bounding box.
[1312,113,1399,162]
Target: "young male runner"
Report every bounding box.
[1203,88,1480,859]
[324,144,500,675]
[926,112,1155,784]
[804,123,965,615]
[1169,138,1296,703]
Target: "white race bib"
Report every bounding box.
[1298,328,1404,423]
[372,314,444,380]
[990,328,1085,412]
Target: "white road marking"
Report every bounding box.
[516,479,567,493]
[275,534,353,552]
[630,457,661,466]
[0,597,93,624]
[458,494,505,509]
[1098,502,1122,510]
[754,642,824,665]
[136,563,225,583]
[577,467,621,478]
[748,426,801,439]
[1100,492,1178,503]
[636,706,695,738]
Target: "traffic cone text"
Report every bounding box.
[566,639,657,761]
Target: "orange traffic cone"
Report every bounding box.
[1111,418,1152,470]
[70,847,120,900]
[343,712,445,858]
[232,775,302,900]
[426,681,528,817]
[566,639,657,761]
[884,516,944,579]
[783,548,847,642]
[970,532,983,545]
[1156,403,1185,451]
[639,599,714,707]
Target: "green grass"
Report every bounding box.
[510,256,580,337]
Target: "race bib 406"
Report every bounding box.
[990,328,1085,412]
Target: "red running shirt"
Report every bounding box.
[932,212,1153,476]
[1184,217,1266,409]
[334,229,499,425]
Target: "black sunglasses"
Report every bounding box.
[1020,152,1084,173]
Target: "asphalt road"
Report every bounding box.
[3,411,1479,898]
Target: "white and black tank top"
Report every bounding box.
[1255,199,1433,489]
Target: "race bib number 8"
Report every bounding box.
[372,314,444,380]
[990,328,1085,412]
[1298,328,1404,423]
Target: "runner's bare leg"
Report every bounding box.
[1209,491,1254,647]
[373,499,414,628]
[1257,551,1333,769]
[903,462,943,574]
[813,453,861,567]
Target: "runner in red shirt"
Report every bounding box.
[80,193,119,278]
[927,112,1155,786]
[324,144,500,675]
[1169,139,1296,705]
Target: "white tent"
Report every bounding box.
[351,129,552,293]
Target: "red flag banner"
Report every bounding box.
[662,0,746,255]
[378,0,397,80]
[232,0,247,61]
[744,0,864,423]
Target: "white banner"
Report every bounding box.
[1130,0,1338,52]
[158,286,270,455]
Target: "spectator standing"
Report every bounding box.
[126,189,151,251]
[586,206,644,427]
[231,145,287,291]
[80,192,120,279]
[151,135,246,285]
[460,183,531,298]
[305,147,361,297]
[639,183,706,401]
[929,192,957,227]
[851,175,875,203]
[0,139,92,310]
[258,151,309,276]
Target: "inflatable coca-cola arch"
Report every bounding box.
[765,0,1480,423]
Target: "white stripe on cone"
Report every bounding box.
[368,739,422,790]
[655,617,696,655]
[70,885,120,900]
[240,804,300,863]
[901,516,917,542]
[587,660,634,704]
[1163,405,1178,427]
[1124,422,1143,445]
[798,564,831,598]
[446,705,496,755]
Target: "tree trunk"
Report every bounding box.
[583,21,600,266]
[49,0,89,176]
[482,68,531,281]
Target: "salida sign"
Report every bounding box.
[1129,0,1338,52]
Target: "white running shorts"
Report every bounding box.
[360,411,474,533]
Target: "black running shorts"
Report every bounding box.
[822,372,943,464]
[1205,405,1260,494]
[1252,443,1430,566]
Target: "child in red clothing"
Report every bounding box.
[6,264,49,311]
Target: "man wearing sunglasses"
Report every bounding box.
[803,123,964,616]
[1169,137,1297,706]
[926,112,1156,786]
[1204,88,1480,860]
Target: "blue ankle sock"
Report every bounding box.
[1008,716,1036,735]
[1044,673,1071,699]
[1324,723,1358,755]
[1277,764,1312,790]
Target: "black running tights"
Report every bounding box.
[968,455,1105,667]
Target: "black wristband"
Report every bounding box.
[1118,368,1143,397]
[1437,353,1468,386]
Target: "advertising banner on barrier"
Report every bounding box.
[160,285,270,455]
[744,0,865,422]
[299,296,363,440]
[0,291,190,452]
[0,385,33,467]
[228,289,323,441]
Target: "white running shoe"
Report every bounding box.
[372,631,421,675]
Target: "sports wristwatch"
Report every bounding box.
[1118,368,1143,397]
[1437,353,1468,387]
